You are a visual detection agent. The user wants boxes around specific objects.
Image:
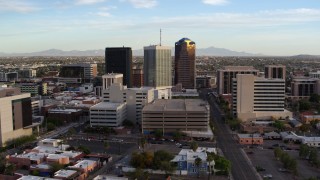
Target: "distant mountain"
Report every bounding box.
[0,47,263,57]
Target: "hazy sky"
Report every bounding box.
[1,0,320,55]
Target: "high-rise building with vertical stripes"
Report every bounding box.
[144,45,172,88]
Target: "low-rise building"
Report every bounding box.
[142,99,210,135]
[54,169,85,180]
[300,111,320,124]
[47,108,83,123]
[68,159,98,177]
[47,154,70,165]
[237,134,263,145]
[171,147,216,175]
[300,136,320,147]
[93,175,128,180]
[90,102,127,127]
[7,152,46,168]
[17,175,58,180]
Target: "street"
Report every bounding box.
[201,89,261,180]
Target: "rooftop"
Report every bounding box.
[69,159,96,169]
[90,102,126,110]
[11,152,46,161]
[17,175,59,180]
[48,108,82,114]
[143,99,208,112]
[221,66,258,71]
[94,175,128,180]
[54,169,78,178]
[237,133,262,139]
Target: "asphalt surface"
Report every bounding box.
[201,89,261,180]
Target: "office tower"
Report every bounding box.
[232,74,291,121]
[144,45,172,88]
[291,77,320,97]
[174,38,196,89]
[217,66,259,95]
[265,65,286,79]
[0,87,33,146]
[59,63,97,84]
[105,47,133,88]
[132,68,143,88]
[5,72,19,82]
[18,69,37,79]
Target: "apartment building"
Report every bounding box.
[232,74,292,121]
[217,66,259,94]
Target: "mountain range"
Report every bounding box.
[0,47,264,57]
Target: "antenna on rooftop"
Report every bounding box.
[160,28,162,46]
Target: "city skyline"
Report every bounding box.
[1,0,320,55]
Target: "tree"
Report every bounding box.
[172,130,183,141]
[309,94,320,103]
[207,153,214,176]
[50,162,64,173]
[153,150,173,170]
[273,120,285,131]
[47,122,56,131]
[309,148,319,167]
[160,161,175,176]
[299,144,310,159]
[140,138,146,152]
[299,124,311,133]
[77,145,91,154]
[299,100,311,111]
[195,157,202,178]
[104,141,109,149]
[214,156,231,174]
[154,129,163,139]
[274,147,283,160]
[4,163,16,176]
[67,127,76,136]
[190,141,198,152]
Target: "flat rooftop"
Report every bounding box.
[91,102,126,110]
[18,175,58,180]
[221,66,258,71]
[143,99,208,112]
[54,169,77,178]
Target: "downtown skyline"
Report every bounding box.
[1,0,320,56]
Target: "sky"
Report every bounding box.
[0,0,320,56]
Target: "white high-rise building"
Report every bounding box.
[232,74,292,121]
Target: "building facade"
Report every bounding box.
[174,38,196,89]
[132,67,143,88]
[309,71,320,79]
[90,102,127,127]
[102,83,154,124]
[142,99,209,134]
[102,73,123,90]
[59,63,97,84]
[291,77,320,97]
[232,74,292,121]
[144,45,172,88]
[105,47,132,87]
[217,66,259,95]
[0,88,33,146]
[264,65,286,79]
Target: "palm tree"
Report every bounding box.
[207,154,214,177]
[195,157,202,178]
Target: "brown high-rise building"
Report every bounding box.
[132,68,143,88]
[174,38,196,89]
[265,65,286,79]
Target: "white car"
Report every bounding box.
[263,174,272,179]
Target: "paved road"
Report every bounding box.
[201,89,261,180]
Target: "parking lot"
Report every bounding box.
[245,140,320,180]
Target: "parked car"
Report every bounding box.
[263,174,273,179]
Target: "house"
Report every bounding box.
[68,159,98,178]
[300,136,320,147]
[279,132,301,142]
[93,175,128,180]
[17,175,59,180]
[7,152,46,168]
[54,169,85,180]
[237,134,263,145]
[263,131,281,140]
[171,147,216,175]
